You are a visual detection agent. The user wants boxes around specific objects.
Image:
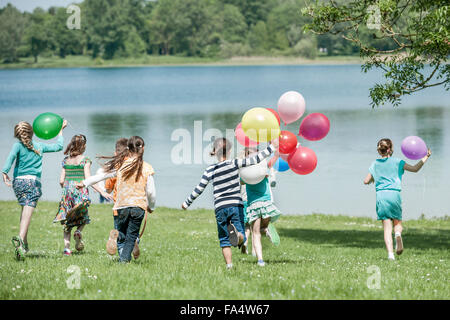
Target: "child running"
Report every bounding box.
[78,136,156,263]
[53,134,112,256]
[242,146,281,266]
[103,137,142,259]
[181,137,278,269]
[2,120,67,260]
[364,138,431,260]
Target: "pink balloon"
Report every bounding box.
[277,91,306,125]
[298,113,330,141]
[235,122,259,147]
[287,146,317,175]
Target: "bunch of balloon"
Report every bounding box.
[234,90,331,179]
[276,91,330,175]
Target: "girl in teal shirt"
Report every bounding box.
[242,147,281,267]
[2,120,67,260]
[364,138,431,261]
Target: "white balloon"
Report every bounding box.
[239,159,268,185]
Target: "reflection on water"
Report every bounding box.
[0,66,448,219]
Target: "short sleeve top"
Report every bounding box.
[369,157,405,192]
[63,156,92,182]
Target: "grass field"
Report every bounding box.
[0,201,448,300]
[0,54,363,70]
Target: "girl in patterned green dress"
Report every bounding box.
[54,134,112,256]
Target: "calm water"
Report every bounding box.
[0,65,449,219]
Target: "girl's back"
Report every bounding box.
[369,157,405,191]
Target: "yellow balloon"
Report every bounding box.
[242,107,280,142]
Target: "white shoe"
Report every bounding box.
[257,260,265,267]
[388,252,395,261]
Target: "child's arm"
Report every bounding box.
[1,143,20,187]
[404,149,432,173]
[80,169,116,188]
[181,167,213,210]
[146,174,156,213]
[41,120,67,153]
[267,151,280,169]
[364,173,374,185]
[234,140,278,169]
[83,161,113,201]
[59,168,66,188]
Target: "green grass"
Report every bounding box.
[0,54,363,70]
[0,201,448,299]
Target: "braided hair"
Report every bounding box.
[14,122,40,155]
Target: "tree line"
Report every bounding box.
[0,0,399,63]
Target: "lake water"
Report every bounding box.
[0,65,449,219]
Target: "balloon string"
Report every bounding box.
[422,175,426,217]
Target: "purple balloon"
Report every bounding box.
[298,113,330,141]
[401,136,427,160]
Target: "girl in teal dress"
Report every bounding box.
[242,147,281,266]
[364,138,431,260]
[54,134,111,256]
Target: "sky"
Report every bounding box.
[0,0,80,12]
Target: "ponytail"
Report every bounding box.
[14,122,40,155]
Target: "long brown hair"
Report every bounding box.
[14,121,39,155]
[377,138,393,157]
[101,136,145,182]
[64,134,87,157]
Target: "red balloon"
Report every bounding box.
[298,113,330,141]
[287,146,317,175]
[235,122,259,147]
[266,108,281,125]
[279,130,297,155]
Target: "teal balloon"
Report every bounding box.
[32,112,63,140]
[274,158,289,172]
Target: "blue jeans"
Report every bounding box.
[215,206,246,247]
[116,207,145,262]
[113,215,124,254]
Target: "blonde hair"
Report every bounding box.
[377,138,393,157]
[14,122,39,155]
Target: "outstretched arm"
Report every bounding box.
[234,140,278,168]
[267,151,280,169]
[404,149,432,173]
[364,173,374,185]
[42,120,67,153]
[182,168,213,210]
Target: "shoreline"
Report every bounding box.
[0,55,364,70]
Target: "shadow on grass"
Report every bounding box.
[278,228,450,251]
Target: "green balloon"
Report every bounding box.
[32,112,63,140]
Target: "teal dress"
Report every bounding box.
[245,177,281,224]
[369,157,405,221]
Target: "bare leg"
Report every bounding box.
[76,224,85,232]
[382,219,393,253]
[19,206,34,244]
[222,246,232,265]
[393,219,403,254]
[393,219,403,234]
[64,230,71,250]
[252,218,263,261]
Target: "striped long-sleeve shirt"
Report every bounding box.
[183,145,274,211]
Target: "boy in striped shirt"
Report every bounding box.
[182,137,277,269]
